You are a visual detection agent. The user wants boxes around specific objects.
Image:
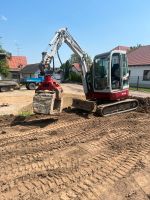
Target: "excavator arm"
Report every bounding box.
[39,28,89,94]
[33,28,91,115]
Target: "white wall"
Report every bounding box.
[129,65,150,88]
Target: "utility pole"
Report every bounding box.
[15,43,20,55]
[0,36,2,47]
[14,41,22,56]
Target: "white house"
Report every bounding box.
[127,45,150,88]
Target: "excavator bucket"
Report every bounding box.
[33,91,63,115]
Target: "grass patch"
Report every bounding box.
[19,111,32,117]
[130,87,150,93]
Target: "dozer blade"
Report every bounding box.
[72,98,97,112]
[33,91,63,115]
[96,99,138,116]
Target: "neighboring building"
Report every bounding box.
[21,64,63,82]
[113,45,130,52]
[20,63,40,78]
[7,56,27,81]
[71,63,81,75]
[127,45,150,88]
[0,53,27,81]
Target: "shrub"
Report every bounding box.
[69,71,82,83]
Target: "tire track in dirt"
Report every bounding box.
[1,110,145,142]
[0,117,88,141]
[0,125,149,198]
[0,121,143,169]
[0,113,148,173]
[0,112,150,199]
[0,112,147,157]
[0,127,144,179]
[0,117,112,160]
[1,140,149,200]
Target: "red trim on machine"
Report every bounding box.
[86,89,129,101]
[37,75,63,92]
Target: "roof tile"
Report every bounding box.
[7,56,27,69]
[127,45,150,66]
[113,46,130,51]
[72,63,81,72]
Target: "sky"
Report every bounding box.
[0,0,150,65]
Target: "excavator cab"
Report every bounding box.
[111,52,129,90]
[91,50,130,101]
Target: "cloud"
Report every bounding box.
[0,15,8,21]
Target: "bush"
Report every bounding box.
[0,46,9,77]
[69,71,82,83]
[0,59,9,77]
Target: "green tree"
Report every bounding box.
[60,53,92,83]
[70,53,81,64]
[0,46,9,77]
[60,60,71,81]
[69,71,82,83]
[130,44,142,50]
[69,53,92,68]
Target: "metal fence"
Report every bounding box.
[129,76,150,89]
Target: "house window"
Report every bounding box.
[143,70,150,81]
[11,73,19,79]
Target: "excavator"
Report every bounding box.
[33,28,138,116]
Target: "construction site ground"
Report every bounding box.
[0,83,150,200]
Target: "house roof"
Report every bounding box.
[127,45,150,66]
[21,63,40,73]
[113,46,130,52]
[7,56,27,69]
[72,63,81,72]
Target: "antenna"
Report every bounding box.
[0,36,3,47]
[14,41,22,56]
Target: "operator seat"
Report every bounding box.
[111,64,120,81]
[111,64,120,89]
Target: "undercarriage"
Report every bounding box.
[33,91,138,117]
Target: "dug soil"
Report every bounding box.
[0,98,150,200]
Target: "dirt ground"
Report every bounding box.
[0,84,150,200]
[0,109,149,199]
[0,84,85,115]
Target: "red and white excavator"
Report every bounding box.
[33,28,138,116]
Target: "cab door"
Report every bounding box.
[111,53,121,90]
